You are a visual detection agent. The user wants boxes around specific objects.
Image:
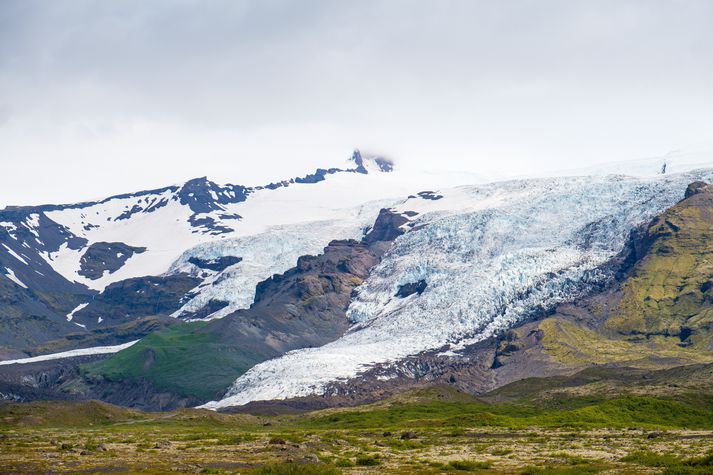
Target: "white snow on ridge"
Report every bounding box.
[203,169,713,409]
[45,192,207,290]
[167,166,506,319]
[41,166,446,292]
[0,221,18,234]
[27,150,713,295]
[536,149,713,180]
[0,340,139,366]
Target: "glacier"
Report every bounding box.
[169,199,398,319]
[204,169,713,409]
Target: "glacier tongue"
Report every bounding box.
[203,171,713,409]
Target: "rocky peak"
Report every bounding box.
[178,177,250,214]
[349,149,394,174]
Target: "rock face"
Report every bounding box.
[603,182,713,349]
[362,208,408,245]
[187,256,241,272]
[207,238,383,356]
[70,274,202,328]
[684,180,713,198]
[78,242,147,280]
[0,275,82,358]
[0,211,94,354]
[395,280,428,298]
[208,207,410,355]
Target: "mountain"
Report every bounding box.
[0,150,400,357]
[65,209,409,409]
[205,170,713,409]
[2,153,713,414]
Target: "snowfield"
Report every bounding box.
[36,156,473,297]
[164,166,488,319]
[203,169,713,409]
[0,340,139,366]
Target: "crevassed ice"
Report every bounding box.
[204,171,713,409]
[170,200,397,319]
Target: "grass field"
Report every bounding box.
[2,386,713,474]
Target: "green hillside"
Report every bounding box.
[81,322,267,401]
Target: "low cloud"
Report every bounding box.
[1,0,712,204]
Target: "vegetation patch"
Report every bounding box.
[82,322,267,400]
[447,459,492,471]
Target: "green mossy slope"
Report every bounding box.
[82,322,267,401]
[606,185,713,350]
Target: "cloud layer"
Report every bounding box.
[1,0,712,204]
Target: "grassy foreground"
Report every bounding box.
[1,386,713,474]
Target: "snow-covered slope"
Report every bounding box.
[2,146,712,356]
[204,168,713,408]
[0,150,493,333]
[538,148,713,180]
[39,153,396,291]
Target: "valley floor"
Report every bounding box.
[3,425,712,474]
[2,388,713,474]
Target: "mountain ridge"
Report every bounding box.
[0,150,396,357]
[2,161,713,416]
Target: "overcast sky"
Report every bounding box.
[1,0,712,205]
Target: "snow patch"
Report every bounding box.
[66,302,89,322]
[0,340,139,366]
[4,267,27,288]
[24,214,40,238]
[0,221,17,235]
[2,243,28,265]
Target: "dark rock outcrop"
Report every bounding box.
[188,255,242,272]
[78,242,147,280]
[207,208,411,357]
[350,149,394,174]
[684,180,713,198]
[71,274,201,328]
[209,238,383,356]
[395,280,428,298]
[417,191,444,201]
[362,208,408,245]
